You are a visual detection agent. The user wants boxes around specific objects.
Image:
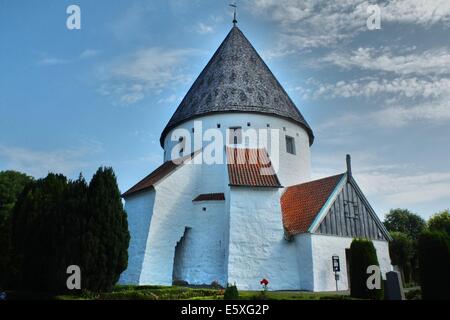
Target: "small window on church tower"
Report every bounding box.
[267,123,270,128]
[217,123,221,128]
[247,122,251,127]
[191,128,195,133]
[229,127,242,145]
[286,136,296,155]
[178,136,186,157]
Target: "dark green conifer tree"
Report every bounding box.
[81,167,130,292]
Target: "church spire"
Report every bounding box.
[160,20,314,147]
[229,3,237,26]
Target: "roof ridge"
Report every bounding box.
[122,149,202,197]
[286,173,345,189]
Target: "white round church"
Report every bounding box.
[119,23,392,292]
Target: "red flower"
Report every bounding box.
[260,278,269,286]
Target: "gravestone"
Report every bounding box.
[384,271,405,300]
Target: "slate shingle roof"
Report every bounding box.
[226,147,282,188]
[281,174,345,235]
[160,26,314,147]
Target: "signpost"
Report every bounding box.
[332,255,340,292]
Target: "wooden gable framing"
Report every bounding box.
[309,175,392,241]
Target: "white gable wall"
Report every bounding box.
[227,187,300,290]
[310,234,391,292]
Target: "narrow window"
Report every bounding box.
[247,122,251,127]
[229,127,242,145]
[217,123,221,128]
[266,123,270,128]
[191,128,195,133]
[286,136,296,155]
[178,136,185,157]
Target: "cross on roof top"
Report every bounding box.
[229,3,237,26]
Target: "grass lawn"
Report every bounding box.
[55,285,352,300]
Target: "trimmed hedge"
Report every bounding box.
[224,284,239,300]
[418,231,450,300]
[349,239,384,299]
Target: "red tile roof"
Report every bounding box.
[281,174,345,235]
[193,193,225,202]
[226,147,282,188]
[122,151,201,198]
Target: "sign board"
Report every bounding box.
[332,255,340,272]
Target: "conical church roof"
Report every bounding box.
[160,26,314,146]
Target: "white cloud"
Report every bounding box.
[249,0,450,53]
[323,47,450,75]
[38,49,100,66]
[297,76,450,100]
[315,96,450,129]
[157,94,181,105]
[98,48,198,105]
[372,98,450,127]
[313,153,450,213]
[196,22,214,34]
[357,170,450,206]
[0,142,103,178]
[381,0,450,27]
[38,58,69,66]
[80,49,100,59]
[250,0,367,53]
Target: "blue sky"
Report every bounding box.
[1,0,449,219]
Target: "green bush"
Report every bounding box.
[349,239,384,300]
[418,231,450,300]
[405,289,421,300]
[224,284,239,300]
[210,281,223,289]
[389,232,413,284]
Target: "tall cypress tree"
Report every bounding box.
[11,174,68,291]
[0,171,33,288]
[349,239,384,300]
[82,167,129,292]
[418,231,450,300]
[9,168,129,293]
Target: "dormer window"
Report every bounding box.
[286,136,296,155]
[229,127,242,145]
